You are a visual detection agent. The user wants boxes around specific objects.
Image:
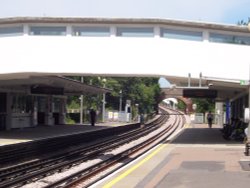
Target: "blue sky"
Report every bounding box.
[0,0,249,25]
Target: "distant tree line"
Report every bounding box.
[66,76,161,123]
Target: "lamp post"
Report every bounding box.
[80,77,83,124]
[119,90,122,112]
[102,79,107,122]
[248,23,250,142]
[135,103,139,122]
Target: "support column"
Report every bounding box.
[80,77,84,124]
[5,93,12,130]
[215,102,224,128]
[248,88,250,140]
[45,96,54,126]
[225,100,230,124]
[32,96,38,127]
[59,97,66,124]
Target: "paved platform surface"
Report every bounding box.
[96,124,250,188]
[0,122,128,146]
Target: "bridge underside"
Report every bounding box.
[162,76,247,102]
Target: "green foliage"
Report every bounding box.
[177,100,186,111]
[192,98,215,113]
[105,77,161,114]
[65,115,76,124]
[67,96,80,109]
[67,76,161,119]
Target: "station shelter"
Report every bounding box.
[162,75,249,127]
[0,75,108,131]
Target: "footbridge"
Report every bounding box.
[0,17,250,80]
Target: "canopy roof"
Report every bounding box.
[0,76,110,95]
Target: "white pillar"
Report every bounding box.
[102,92,106,122]
[215,102,224,128]
[80,77,84,124]
[154,26,161,38]
[45,96,54,126]
[102,79,106,122]
[110,26,116,37]
[203,30,209,42]
[23,24,29,36]
[248,87,250,140]
[32,96,38,126]
[66,25,72,36]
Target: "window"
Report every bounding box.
[116,27,154,37]
[29,26,66,36]
[72,26,110,37]
[0,26,23,36]
[209,33,250,45]
[12,95,32,114]
[161,28,203,41]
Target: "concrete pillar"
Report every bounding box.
[225,100,230,124]
[110,26,116,37]
[59,98,66,124]
[215,102,224,128]
[154,26,161,38]
[203,30,209,42]
[32,96,38,127]
[5,93,12,130]
[45,96,54,126]
[80,77,84,124]
[248,88,250,140]
[66,25,72,36]
[23,24,29,36]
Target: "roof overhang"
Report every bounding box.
[0,17,249,34]
[0,75,110,95]
[162,76,248,101]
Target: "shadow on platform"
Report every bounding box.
[172,127,243,145]
[0,124,108,141]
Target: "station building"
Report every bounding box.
[0,76,108,130]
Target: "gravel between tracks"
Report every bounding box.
[22,113,181,188]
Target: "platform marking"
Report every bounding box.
[103,143,168,188]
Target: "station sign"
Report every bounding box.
[183,89,217,98]
[240,80,250,85]
[31,86,64,95]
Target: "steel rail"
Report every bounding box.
[0,111,168,188]
[45,109,183,188]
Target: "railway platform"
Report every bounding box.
[96,124,250,188]
[0,122,129,146]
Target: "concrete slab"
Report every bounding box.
[97,124,250,188]
[0,122,128,146]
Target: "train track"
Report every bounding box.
[0,107,185,188]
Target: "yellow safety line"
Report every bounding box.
[103,143,168,188]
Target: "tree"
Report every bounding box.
[237,17,250,25]
[105,77,161,114]
[192,98,215,113]
[66,76,161,123]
